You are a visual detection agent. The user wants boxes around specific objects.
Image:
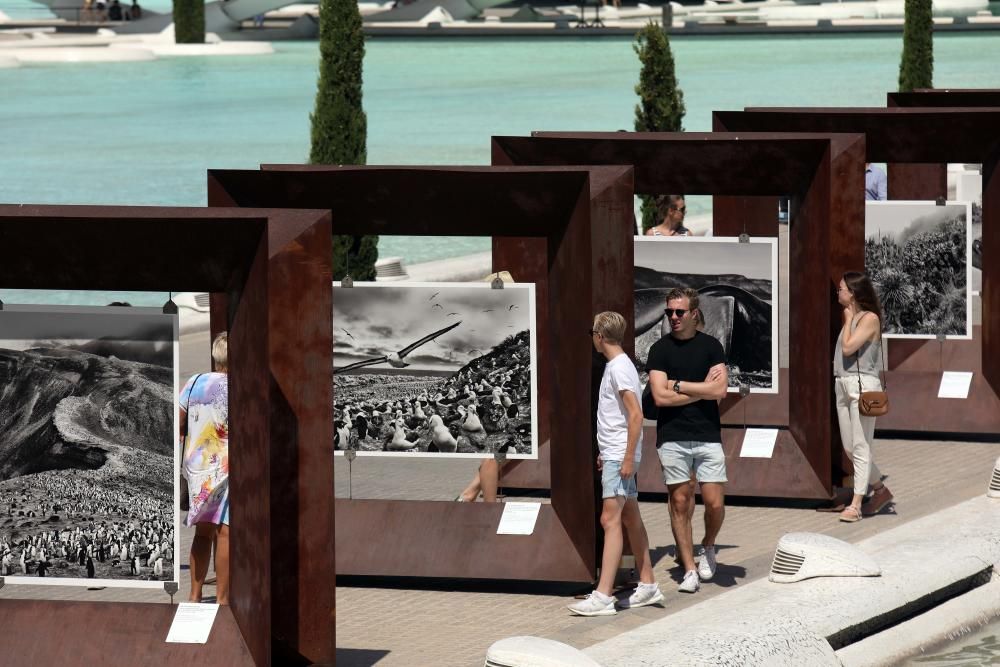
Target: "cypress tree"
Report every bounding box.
[898,0,933,92]
[172,0,204,44]
[634,21,685,232]
[310,0,378,280]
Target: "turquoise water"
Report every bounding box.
[3,29,1000,303]
[906,619,1000,665]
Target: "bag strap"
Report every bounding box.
[180,373,205,448]
[853,313,886,392]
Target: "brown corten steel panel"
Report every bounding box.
[334,501,594,580]
[209,163,628,456]
[0,601,255,665]
[884,164,947,201]
[491,132,867,498]
[712,195,782,238]
[889,90,1000,108]
[493,132,834,194]
[713,107,1000,425]
[207,165,636,581]
[717,108,1000,163]
[0,205,335,667]
[496,167,636,491]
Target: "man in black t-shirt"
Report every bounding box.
[647,287,728,594]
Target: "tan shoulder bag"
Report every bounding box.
[856,319,888,417]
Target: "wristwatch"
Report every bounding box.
[673,380,682,394]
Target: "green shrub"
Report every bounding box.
[898,0,933,92]
[633,21,685,232]
[310,0,377,280]
[173,0,204,44]
[867,216,967,334]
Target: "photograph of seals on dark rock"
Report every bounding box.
[634,237,778,393]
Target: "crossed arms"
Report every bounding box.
[648,363,728,407]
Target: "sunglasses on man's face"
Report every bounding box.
[670,206,687,213]
[664,308,688,318]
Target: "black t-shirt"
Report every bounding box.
[646,331,726,444]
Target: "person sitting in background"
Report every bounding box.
[107,0,123,20]
[127,0,142,19]
[645,195,691,237]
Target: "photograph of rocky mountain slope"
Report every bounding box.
[0,305,178,587]
[332,282,538,458]
[634,237,779,393]
[865,201,972,339]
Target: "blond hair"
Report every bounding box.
[211,332,229,370]
[593,311,626,345]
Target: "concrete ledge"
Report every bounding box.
[836,572,1000,667]
[404,251,491,282]
[585,495,1000,666]
[141,41,274,57]
[6,45,155,62]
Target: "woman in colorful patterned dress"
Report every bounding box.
[178,332,230,604]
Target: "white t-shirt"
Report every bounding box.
[596,353,643,462]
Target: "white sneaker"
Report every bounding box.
[698,545,717,581]
[567,591,617,616]
[621,582,664,609]
[678,570,700,593]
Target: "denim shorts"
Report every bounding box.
[601,459,639,499]
[657,441,728,486]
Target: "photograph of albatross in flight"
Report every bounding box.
[333,321,462,374]
[332,282,538,458]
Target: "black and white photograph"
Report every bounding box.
[865,201,973,339]
[333,282,538,459]
[956,169,983,295]
[634,237,779,393]
[0,305,179,588]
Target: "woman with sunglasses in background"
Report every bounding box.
[645,195,691,237]
[834,272,893,522]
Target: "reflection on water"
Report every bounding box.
[907,620,1000,666]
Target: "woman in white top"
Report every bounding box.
[645,194,691,237]
[834,272,893,522]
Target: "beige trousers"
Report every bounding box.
[834,374,882,497]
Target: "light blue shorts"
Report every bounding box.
[601,459,639,499]
[657,441,728,486]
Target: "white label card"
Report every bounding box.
[496,502,542,535]
[165,603,220,644]
[740,428,779,458]
[938,371,974,399]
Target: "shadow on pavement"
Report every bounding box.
[335,648,392,666]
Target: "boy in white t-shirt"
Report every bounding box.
[568,311,663,616]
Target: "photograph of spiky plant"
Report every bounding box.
[955,168,982,291]
[864,201,972,339]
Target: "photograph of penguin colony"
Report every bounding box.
[332,283,537,458]
[0,306,177,585]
